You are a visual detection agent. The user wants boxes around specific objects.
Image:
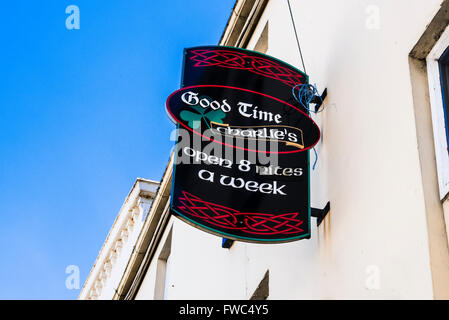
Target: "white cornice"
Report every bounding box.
[114,154,174,299]
[79,178,159,300]
[220,0,268,48]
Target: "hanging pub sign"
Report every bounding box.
[166,46,320,243]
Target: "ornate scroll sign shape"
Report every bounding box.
[167,46,319,243]
[166,85,320,154]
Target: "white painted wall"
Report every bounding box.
[135,0,448,299]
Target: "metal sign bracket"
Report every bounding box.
[311,201,330,226]
[310,88,327,112]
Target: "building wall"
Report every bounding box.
[136,217,249,300]
[134,0,449,299]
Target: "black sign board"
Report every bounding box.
[167,46,319,243]
[181,46,307,101]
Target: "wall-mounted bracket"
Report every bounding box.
[222,238,234,249]
[311,201,330,226]
[310,88,327,112]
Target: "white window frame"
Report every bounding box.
[427,25,449,200]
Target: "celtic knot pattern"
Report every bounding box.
[189,49,306,88]
[176,190,304,236]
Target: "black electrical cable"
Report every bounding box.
[286,0,307,74]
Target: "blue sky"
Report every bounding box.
[0,0,235,299]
